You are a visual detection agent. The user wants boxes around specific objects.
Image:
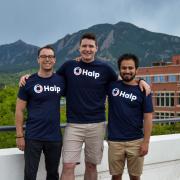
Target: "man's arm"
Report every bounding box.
[138,80,151,96]
[19,74,30,87]
[15,98,27,151]
[139,112,153,156]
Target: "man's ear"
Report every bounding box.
[37,58,40,64]
[96,45,98,52]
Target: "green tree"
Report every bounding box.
[0,86,18,125]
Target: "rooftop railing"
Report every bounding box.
[0,118,180,132]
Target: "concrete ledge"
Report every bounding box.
[145,134,180,164]
[0,134,180,180]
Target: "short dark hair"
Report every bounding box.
[117,53,139,70]
[38,45,55,57]
[80,33,97,46]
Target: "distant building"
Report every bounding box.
[137,55,180,119]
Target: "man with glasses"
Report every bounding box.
[15,45,65,180]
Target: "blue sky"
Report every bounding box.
[0,0,180,46]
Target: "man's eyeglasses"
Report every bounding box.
[39,55,55,60]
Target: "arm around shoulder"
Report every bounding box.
[19,74,30,87]
[138,79,151,96]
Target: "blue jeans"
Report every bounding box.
[24,139,62,180]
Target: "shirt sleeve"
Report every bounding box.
[143,93,154,113]
[56,61,68,76]
[105,65,117,95]
[59,76,66,97]
[108,65,118,82]
[18,86,28,101]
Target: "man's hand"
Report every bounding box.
[139,80,151,96]
[19,74,30,87]
[74,56,82,62]
[139,141,149,156]
[16,137,25,151]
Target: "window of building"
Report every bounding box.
[137,76,151,84]
[154,76,159,83]
[155,111,174,119]
[170,93,174,106]
[177,93,180,105]
[160,76,166,82]
[155,91,174,107]
[170,113,175,118]
[144,76,151,84]
[153,75,166,83]
[154,112,160,119]
[177,75,180,82]
[168,75,176,82]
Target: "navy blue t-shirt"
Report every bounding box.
[18,73,65,141]
[56,59,117,123]
[108,80,153,141]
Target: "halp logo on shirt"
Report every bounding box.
[112,88,137,101]
[34,84,61,94]
[73,67,100,79]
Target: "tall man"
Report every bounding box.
[107,54,153,180]
[15,45,65,180]
[57,33,117,180]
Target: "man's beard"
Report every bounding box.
[120,73,136,82]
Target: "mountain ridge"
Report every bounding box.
[1,21,180,73]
